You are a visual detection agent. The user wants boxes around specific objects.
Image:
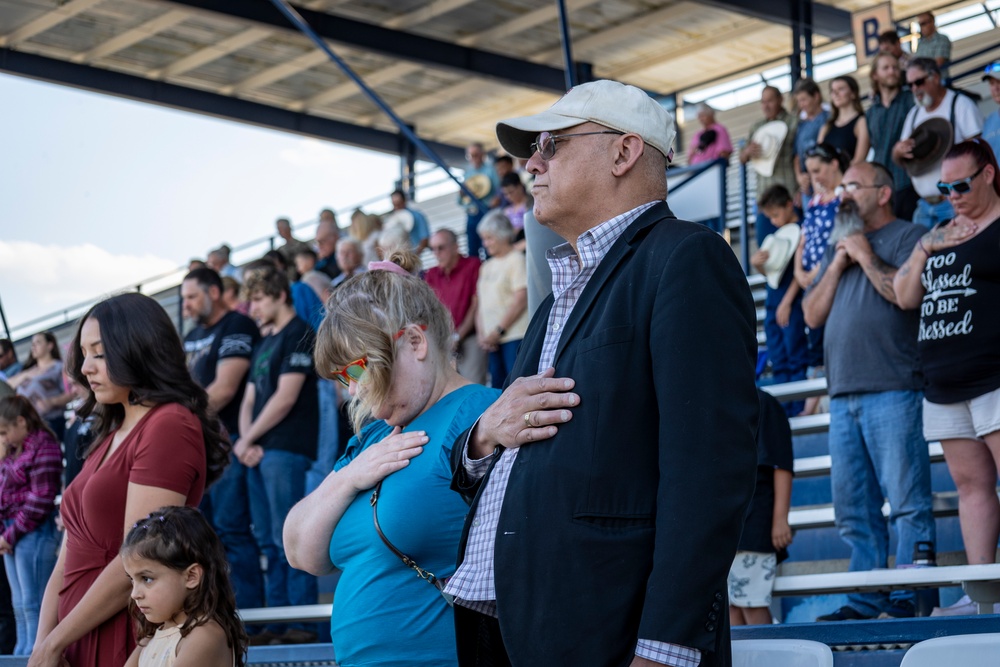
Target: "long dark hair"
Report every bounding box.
[68,293,228,486]
[945,139,1000,197]
[824,75,864,134]
[121,507,248,666]
[22,331,60,372]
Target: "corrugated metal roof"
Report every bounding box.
[0,0,972,152]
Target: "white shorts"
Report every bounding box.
[728,551,777,608]
[923,385,1000,442]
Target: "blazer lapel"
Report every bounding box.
[553,202,675,365]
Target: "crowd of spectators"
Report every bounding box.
[0,14,997,662]
[732,12,1000,621]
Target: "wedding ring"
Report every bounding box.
[523,412,533,427]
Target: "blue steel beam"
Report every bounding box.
[701,0,850,39]
[0,48,467,166]
[165,0,578,93]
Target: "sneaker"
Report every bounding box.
[877,600,915,619]
[930,595,1000,616]
[816,605,876,622]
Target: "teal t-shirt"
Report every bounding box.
[328,384,500,667]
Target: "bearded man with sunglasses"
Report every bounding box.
[444,80,758,667]
[803,162,935,622]
[893,57,983,229]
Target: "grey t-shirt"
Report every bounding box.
[817,219,925,397]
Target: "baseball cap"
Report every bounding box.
[495,80,676,160]
[982,61,1000,82]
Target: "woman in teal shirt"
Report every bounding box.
[283,252,499,667]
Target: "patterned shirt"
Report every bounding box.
[0,429,62,546]
[802,196,840,271]
[446,201,699,667]
[914,31,951,64]
[867,89,915,193]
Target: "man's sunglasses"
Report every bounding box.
[529,130,623,160]
[937,165,985,196]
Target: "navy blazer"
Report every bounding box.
[453,202,759,667]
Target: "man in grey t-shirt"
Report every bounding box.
[803,162,935,622]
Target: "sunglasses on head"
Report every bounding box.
[937,165,985,196]
[806,144,837,161]
[330,325,429,387]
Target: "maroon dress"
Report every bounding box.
[58,403,206,667]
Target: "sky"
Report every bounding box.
[0,72,426,337]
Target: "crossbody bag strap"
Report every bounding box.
[370,481,454,605]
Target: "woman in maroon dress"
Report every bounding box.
[28,293,229,667]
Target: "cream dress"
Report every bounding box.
[138,625,234,667]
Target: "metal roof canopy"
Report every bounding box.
[0,1,931,161]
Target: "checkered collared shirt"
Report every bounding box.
[445,201,699,667]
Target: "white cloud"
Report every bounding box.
[0,241,180,333]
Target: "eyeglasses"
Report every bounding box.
[837,182,884,195]
[529,130,624,160]
[937,165,985,196]
[908,75,929,88]
[330,325,429,387]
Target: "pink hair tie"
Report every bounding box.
[368,260,410,276]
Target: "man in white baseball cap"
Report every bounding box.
[446,79,759,667]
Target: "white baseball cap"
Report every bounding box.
[496,80,676,160]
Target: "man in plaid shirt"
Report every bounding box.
[446,80,759,667]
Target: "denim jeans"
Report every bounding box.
[4,516,59,655]
[466,211,486,261]
[763,295,808,415]
[829,391,935,615]
[248,449,317,633]
[913,198,954,230]
[307,380,340,494]
[208,452,264,611]
[488,339,521,389]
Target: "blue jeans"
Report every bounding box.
[763,294,808,415]
[913,198,954,230]
[829,391,935,615]
[4,516,59,655]
[466,210,486,261]
[488,339,521,389]
[248,449,317,633]
[208,453,264,611]
[308,380,340,494]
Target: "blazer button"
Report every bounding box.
[705,623,716,632]
[715,592,723,601]
[708,612,717,621]
[711,602,721,611]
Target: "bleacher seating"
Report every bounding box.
[732,638,833,667]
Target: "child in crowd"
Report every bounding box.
[121,507,248,667]
[752,185,809,416]
[0,396,62,655]
[729,389,795,625]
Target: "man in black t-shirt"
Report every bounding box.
[236,265,319,644]
[181,268,264,615]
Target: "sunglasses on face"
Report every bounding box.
[529,130,624,160]
[937,165,986,196]
[330,325,429,387]
[908,75,930,87]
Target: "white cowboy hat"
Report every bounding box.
[759,223,800,289]
[382,208,415,233]
[750,121,789,178]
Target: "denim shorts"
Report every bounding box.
[923,385,1000,442]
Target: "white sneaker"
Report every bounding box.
[930,595,1000,616]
